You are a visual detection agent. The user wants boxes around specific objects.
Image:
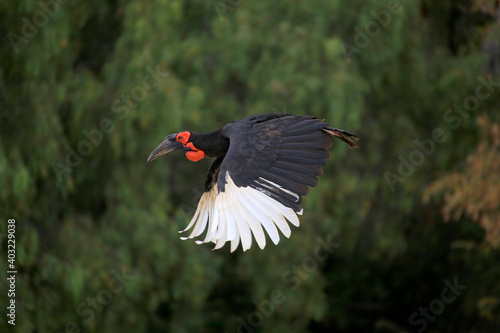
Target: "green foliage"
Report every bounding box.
[1,0,499,332]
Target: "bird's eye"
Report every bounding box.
[176,131,190,143]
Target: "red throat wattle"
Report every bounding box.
[185,142,205,162]
[176,131,205,162]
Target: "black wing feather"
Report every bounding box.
[215,114,340,213]
[278,155,329,166]
[272,161,323,176]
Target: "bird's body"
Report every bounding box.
[148,113,358,252]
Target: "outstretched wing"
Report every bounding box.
[180,114,358,252]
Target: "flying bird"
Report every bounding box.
[147,113,358,252]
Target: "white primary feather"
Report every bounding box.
[235,189,267,249]
[179,172,301,252]
[226,182,254,251]
[243,190,280,245]
[257,177,300,202]
[247,190,292,238]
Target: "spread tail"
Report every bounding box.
[323,127,360,148]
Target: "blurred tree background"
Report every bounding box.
[1,0,500,332]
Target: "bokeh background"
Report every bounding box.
[1,0,500,332]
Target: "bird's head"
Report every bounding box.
[147,131,206,163]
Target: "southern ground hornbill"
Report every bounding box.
[147,113,359,252]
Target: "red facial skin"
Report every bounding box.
[176,131,205,162]
[176,131,190,145]
[185,142,205,161]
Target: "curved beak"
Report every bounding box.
[147,134,184,162]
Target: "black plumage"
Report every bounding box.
[147,113,358,251]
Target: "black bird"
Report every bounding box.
[147,113,359,252]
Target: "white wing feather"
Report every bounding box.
[179,172,300,251]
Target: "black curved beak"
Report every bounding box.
[147,134,184,162]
